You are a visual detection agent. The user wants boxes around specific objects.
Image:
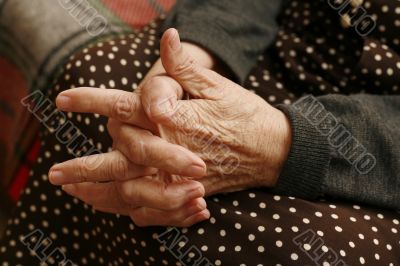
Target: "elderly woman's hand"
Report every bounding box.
[49,29,292,227]
[139,29,292,195]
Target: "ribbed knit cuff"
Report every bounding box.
[272,103,332,199]
[164,19,252,85]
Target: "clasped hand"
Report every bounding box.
[49,29,292,227]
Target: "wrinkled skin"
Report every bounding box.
[49,29,292,227]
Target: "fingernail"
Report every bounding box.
[187,164,206,177]
[49,169,64,184]
[202,209,211,219]
[195,198,207,210]
[194,209,210,223]
[169,29,181,51]
[187,185,205,199]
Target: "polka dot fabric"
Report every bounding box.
[1,1,400,265]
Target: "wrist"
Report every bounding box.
[259,107,292,187]
[274,110,293,183]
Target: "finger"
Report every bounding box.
[62,178,205,211]
[117,177,206,211]
[92,206,130,216]
[49,150,157,185]
[56,87,156,131]
[93,198,209,227]
[140,75,184,124]
[62,182,127,210]
[96,198,206,217]
[108,120,206,177]
[160,28,227,100]
[139,75,202,133]
[129,198,210,227]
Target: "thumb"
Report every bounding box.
[160,28,225,100]
[141,75,199,132]
[141,75,183,125]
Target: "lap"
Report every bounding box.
[1,21,399,266]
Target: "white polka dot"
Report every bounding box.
[290,253,298,260]
[315,211,323,217]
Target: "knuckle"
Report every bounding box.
[111,155,129,180]
[76,157,89,182]
[118,182,132,203]
[126,138,146,164]
[174,55,197,77]
[164,152,181,169]
[111,93,139,121]
[118,182,139,205]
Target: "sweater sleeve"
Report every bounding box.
[274,94,400,210]
[162,0,287,84]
